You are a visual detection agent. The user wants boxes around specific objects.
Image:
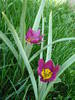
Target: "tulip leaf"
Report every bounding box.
[46,11,52,61]
[19,0,27,46]
[2,12,38,100]
[38,15,44,97]
[19,0,27,74]
[53,37,75,44]
[55,77,61,83]
[40,15,44,59]
[29,37,75,63]
[39,11,52,100]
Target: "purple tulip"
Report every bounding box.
[25,28,43,44]
[37,59,60,82]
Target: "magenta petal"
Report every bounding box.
[48,74,56,82]
[37,29,40,35]
[53,65,60,74]
[26,28,33,38]
[37,59,44,76]
[31,40,39,44]
[35,29,40,36]
[40,77,47,83]
[31,36,43,44]
[28,28,33,32]
[32,29,40,37]
[26,28,43,44]
[38,59,44,67]
[31,37,40,43]
[37,67,40,75]
[45,60,54,71]
[37,67,42,76]
[39,36,43,41]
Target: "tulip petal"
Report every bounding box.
[34,29,40,37]
[53,65,60,74]
[40,72,56,82]
[45,60,54,71]
[40,77,47,83]
[48,73,56,82]
[26,28,43,44]
[37,59,44,76]
[26,28,33,38]
[38,59,44,67]
[37,67,42,76]
[31,40,39,44]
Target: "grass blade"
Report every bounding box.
[7,76,18,97]
[23,84,31,100]
[5,78,29,100]
[26,0,46,58]
[2,12,38,100]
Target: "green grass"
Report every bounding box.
[0,0,75,100]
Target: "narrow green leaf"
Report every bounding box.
[29,37,75,63]
[0,31,18,60]
[2,12,38,100]
[19,0,27,75]
[55,78,61,83]
[26,0,46,58]
[58,54,75,77]
[19,0,27,46]
[53,37,75,44]
[38,15,44,97]
[40,15,44,58]
[33,0,46,31]
[40,11,52,100]
[46,11,52,61]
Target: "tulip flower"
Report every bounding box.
[25,28,43,44]
[38,59,60,82]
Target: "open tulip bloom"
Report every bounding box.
[25,28,43,44]
[38,59,60,82]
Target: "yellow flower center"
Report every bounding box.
[41,68,53,80]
